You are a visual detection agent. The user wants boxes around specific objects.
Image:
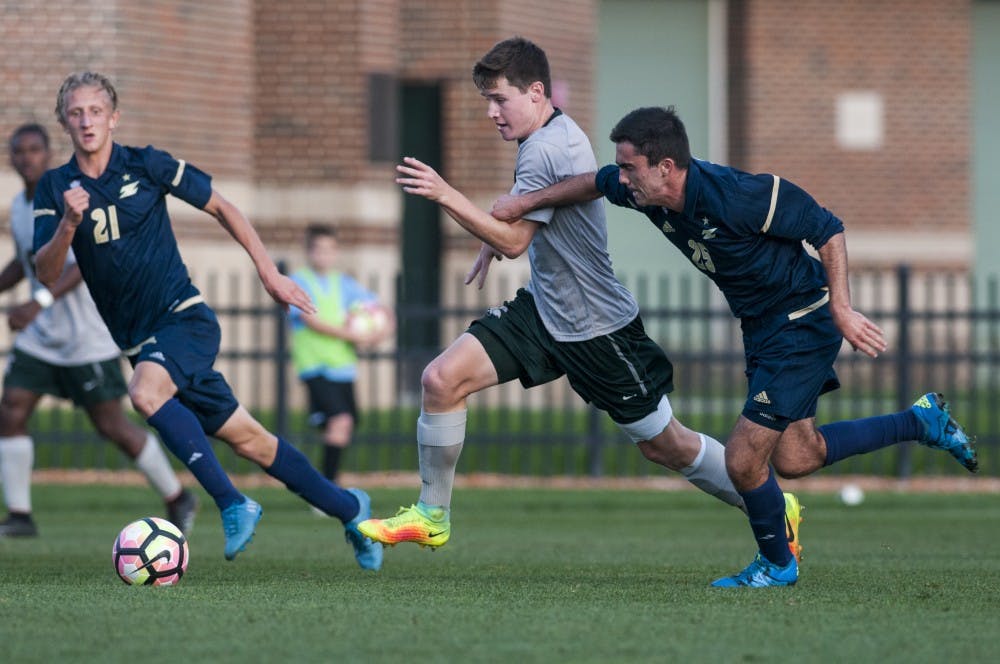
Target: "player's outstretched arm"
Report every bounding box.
[396,156,537,258]
[819,232,886,358]
[35,186,87,287]
[202,190,316,314]
[491,172,601,222]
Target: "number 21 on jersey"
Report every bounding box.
[91,205,121,244]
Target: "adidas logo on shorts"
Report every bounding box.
[753,391,771,405]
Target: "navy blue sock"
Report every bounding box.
[147,398,242,511]
[738,469,792,567]
[820,411,922,467]
[265,437,360,523]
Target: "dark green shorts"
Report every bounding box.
[3,348,128,407]
[468,289,674,424]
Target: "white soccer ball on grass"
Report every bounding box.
[839,483,865,506]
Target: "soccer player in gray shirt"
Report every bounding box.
[359,37,801,555]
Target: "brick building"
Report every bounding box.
[0,0,994,304]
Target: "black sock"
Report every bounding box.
[323,445,343,482]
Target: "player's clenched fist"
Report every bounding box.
[62,184,90,228]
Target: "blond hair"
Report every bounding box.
[55,71,119,125]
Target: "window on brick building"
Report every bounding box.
[368,73,399,162]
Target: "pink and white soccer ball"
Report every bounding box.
[347,302,390,336]
[112,517,189,586]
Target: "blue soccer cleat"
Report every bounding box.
[911,392,978,473]
[344,488,383,571]
[221,496,262,561]
[711,552,798,588]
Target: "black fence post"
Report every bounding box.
[895,264,912,478]
[275,260,290,440]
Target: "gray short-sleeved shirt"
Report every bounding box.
[9,192,120,366]
[514,112,638,342]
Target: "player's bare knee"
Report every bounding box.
[421,361,460,403]
[127,386,159,418]
[724,456,761,490]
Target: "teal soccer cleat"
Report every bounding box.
[344,488,383,571]
[711,553,798,588]
[911,393,978,473]
[221,496,262,561]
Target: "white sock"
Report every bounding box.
[416,410,466,510]
[134,432,182,500]
[0,435,34,513]
[681,433,746,512]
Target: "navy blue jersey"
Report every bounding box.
[33,144,212,349]
[596,159,844,319]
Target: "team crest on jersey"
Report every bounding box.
[119,178,140,199]
[700,216,717,239]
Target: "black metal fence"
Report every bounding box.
[22,265,1000,478]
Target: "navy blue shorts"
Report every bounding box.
[740,301,842,431]
[127,303,240,435]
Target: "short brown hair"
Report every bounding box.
[305,224,337,249]
[472,36,551,96]
[609,106,691,169]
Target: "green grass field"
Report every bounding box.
[1,484,997,663]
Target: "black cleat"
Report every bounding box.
[166,489,199,535]
[0,513,38,537]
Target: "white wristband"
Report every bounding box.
[32,288,54,309]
